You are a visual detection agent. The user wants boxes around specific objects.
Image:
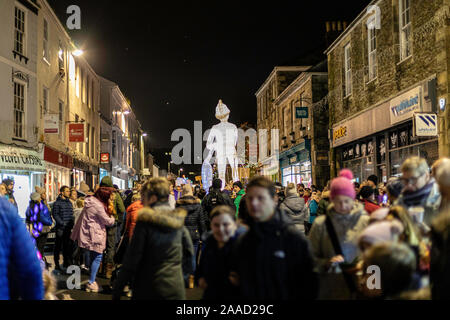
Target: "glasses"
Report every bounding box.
[400,173,425,185]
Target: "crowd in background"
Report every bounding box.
[1,155,450,300]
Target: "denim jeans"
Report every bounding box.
[87,251,103,284]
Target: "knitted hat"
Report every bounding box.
[182,184,193,197]
[215,100,230,120]
[330,177,356,200]
[35,186,45,195]
[30,192,41,201]
[358,220,404,247]
[339,169,354,181]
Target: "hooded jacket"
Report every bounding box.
[70,196,115,254]
[0,198,43,300]
[308,202,369,299]
[100,176,126,224]
[176,195,207,242]
[279,194,306,224]
[113,202,194,300]
[230,208,318,300]
[234,189,245,217]
[52,195,74,230]
[125,200,144,240]
[316,191,330,216]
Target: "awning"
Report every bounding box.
[0,145,46,172]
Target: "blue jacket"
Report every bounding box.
[0,198,44,300]
[52,195,74,229]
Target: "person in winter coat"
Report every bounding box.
[0,197,43,300]
[359,186,381,214]
[229,176,318,300]
[0,183,7,198]
[25,192,53,258]
[176,184,207,280]
[2,179,17,208]
[435,158,450,212]
[317,186,331,217]
[308,170,369,300]
[100,176,126,279]
[113,177,194,300]
[395,156,441,227]
[125,193,144,241]
[279,183,306,233]
[305,191,320,234]
[52,186,74,271]
[71,187,116,293]
[196,205,246,300]
[430,207,450,299]
[232,181,245,218]
[202,179,236,225]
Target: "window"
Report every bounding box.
[58,42,65,70]
[91,127,95,159]
[344,43,352,96]
[86,75,90,108]
[283,106,290,137]
[399,0,412,60]
[43,19,49,61]
[112,131,116,158]
[14,7,25,54]
[13,82,25,139]
[58,100,63,137]
[86,124,90,157]
[91,80,95,109]
[43,87,49,115]
[81,68,86,103]
[75,65,80,97]
[368,27,377,81]
[291,100,295,133]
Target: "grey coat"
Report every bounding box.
[308,202,369,299]
[279,195,306,232]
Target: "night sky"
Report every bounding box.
[48,0,369,153]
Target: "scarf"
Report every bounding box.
[401,180,435,208]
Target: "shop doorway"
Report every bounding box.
[2,174,30,219]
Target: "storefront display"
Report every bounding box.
[0,144,46,219]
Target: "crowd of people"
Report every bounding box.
[1,155,450,300]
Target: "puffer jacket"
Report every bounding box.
[125,200,144,240]
[308,202,369,299]
[0,198,43,300]
[52,195,74,230]
[176,195,207,242]
[113,202,194,300]
[70,196,115,254]
[279,195,306,224]
[100,176,126,224]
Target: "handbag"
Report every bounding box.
[324,214,357,294]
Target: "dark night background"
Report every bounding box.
[47,0,369,173]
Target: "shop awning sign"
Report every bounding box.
[390,86,421,125]
[414,113,438,137]
[69,123,85,142]
[0,145,46,172]
[100,153,110,164]
[44,114,59,134]
[295,107,309,119]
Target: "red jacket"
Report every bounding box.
[362,199,380,215]
[125,200,144,240]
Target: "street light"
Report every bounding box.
[178,168,183,177]
[142,133,148,137]
[72,49,84,57]
[123,110,130,115]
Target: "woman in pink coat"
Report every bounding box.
[71,187,115,292]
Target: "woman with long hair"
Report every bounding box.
[71,187,116,292]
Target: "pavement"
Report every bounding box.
[47,255,204,300]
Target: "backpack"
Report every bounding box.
[205,189,227,213]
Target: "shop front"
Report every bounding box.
[43,146,73,202]
[260,155,279,182]
[0,144,46,219]
[332,84,439,183]
[72,158,99,190]
[279,140,312,187]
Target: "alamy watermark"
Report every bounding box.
[66,5,81,30]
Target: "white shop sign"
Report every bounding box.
[390,86,422,125]
[414,113,438,137]
[44,114,59,134]
[0,145,46,172]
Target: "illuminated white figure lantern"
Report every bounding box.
[202,100,239,190]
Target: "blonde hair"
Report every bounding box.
[76,197,85,208]
[141,177,171,202]
[43,270,58,300]
[401,156,429,177]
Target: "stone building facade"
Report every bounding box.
[326,0,450,183]
[275,70,330,188]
